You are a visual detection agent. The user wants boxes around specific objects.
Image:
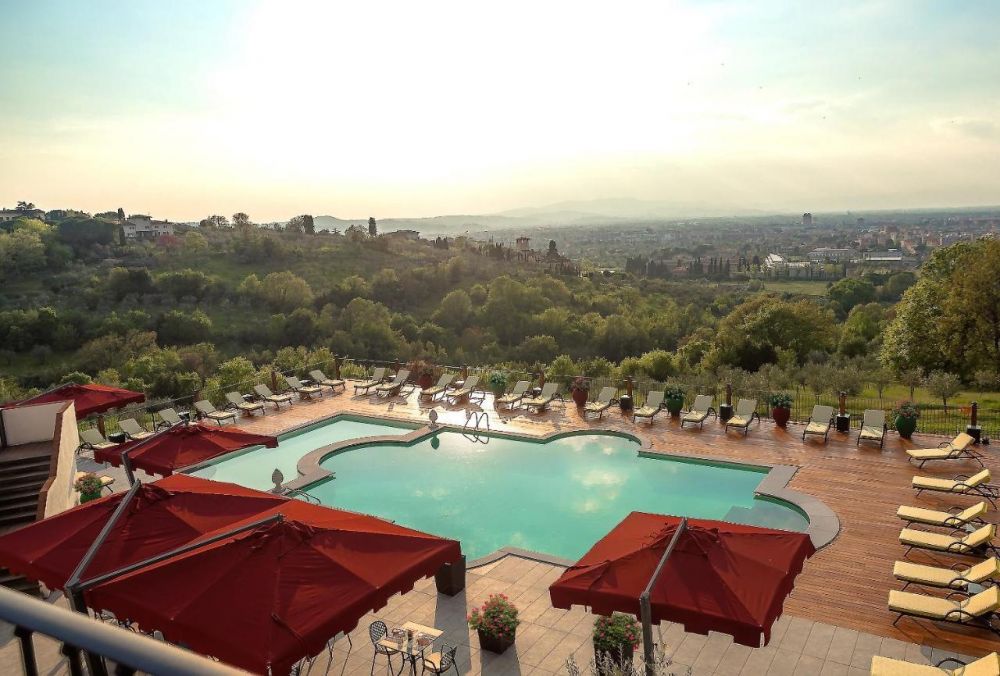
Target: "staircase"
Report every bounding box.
[0,449,52,597]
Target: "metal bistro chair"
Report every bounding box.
[421,643,458,676]
[369,620,399,676]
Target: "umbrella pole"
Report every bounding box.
[119,426,170,486]
[640,517,687,676]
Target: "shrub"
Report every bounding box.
[768,392,793,409]
[592,613,640,652]
[893,401,920,420]
[663,385,685,401]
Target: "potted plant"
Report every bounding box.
[592,613,640,675]
[663,385,685,416]
[893,402,920,439]
[769,392,793,427]
[570,376,590,407]
[488,371,509,398]
[468,594,520,654]
[74,473,104,504]
[414,361,437,390]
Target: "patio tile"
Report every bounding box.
[776,617,814,653]
[801,622,837,659]
[739,646,777,675]
[824,627,859,665]
[763,648,801,676]
[792,654,826,675]
[712,642,753,676]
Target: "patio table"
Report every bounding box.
[378,621,443,676]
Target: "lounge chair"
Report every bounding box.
[899,523,997,558]
[857,409,887,448]
[801,405,835,442]
[893,557,1000,592]
[897,502,989,529]
[913,469,998,507]
[225,391,266,417]
[354,367,387,395]
[495,380,530,410]
[194,400,238,426]
[155,408,184,429]
[632,391,665,424]
[254,384,293,409]
[523,383,559,413]
[79,428,118,452]
[420,373,455,401]
[871,652,1000,676]
[680,395,715,429]
[724,399,759,436]
[907,433,983,468]
[375,369,411,398]
[446,375,483,404]
[584,387,616,420]
[889,585,1000,637]
[310,369,346,393]
[118,418,153,440]
[285,375,323,400]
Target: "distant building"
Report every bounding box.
[863,249,904,262]
[0,208,45,222]
[123,214,175,240]
[802,213,813,226]
[384,229,420,241]
[764,253,787,270]
[516,236,531,252]
[807,247,856,262]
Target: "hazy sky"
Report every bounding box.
[1,0,999,221]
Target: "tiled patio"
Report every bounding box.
[5,380,997,674]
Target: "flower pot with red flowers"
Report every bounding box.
[414,361,437,390]
[664,385,685,417]
[769,392,793,428]
[74,473,104,504]
[570,377,590,407]
[593,613,640,676]
[469,594,519,654]
[893,402,920,439]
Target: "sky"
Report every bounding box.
[1,0,999,221]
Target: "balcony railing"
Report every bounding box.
[0,586,247,676]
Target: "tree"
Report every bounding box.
[156,310,213,345]
[827,278,875,317]
[368,217,377,237]
[898,368,923,400]
[257,271,314,312]
[870,366,894,400]
[233,212,253,234]
[302,214,315,235]
[0,229,46,279]
[431,290,473,331]
[924,371,962,413]
[15,201,35,212]
[183,231,208,254]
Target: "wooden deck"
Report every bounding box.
[226,385,1000,657]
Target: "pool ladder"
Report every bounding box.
[462,410,490,443]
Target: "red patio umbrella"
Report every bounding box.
[11,383,145,417]
[81,500,462,675]
[93,422,278,476]
[549,512,815,649]
[0,475,288,592]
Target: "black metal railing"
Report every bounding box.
[0,586,246,676]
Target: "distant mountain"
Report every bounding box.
[308,198,769,237]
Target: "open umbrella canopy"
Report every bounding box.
[549,512,815,647]
[11,383,145,417]
[93,422,278,476]
[83,500,462,675]
[0,475,288,592]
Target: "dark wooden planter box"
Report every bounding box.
[618,395,633,411]
[478,629,515,654]
[434,556,466,596]
[718,404,734,422]
[835,413,851,433]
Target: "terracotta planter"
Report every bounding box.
[895,415,917,439]
[477,629,515,654]
[417,373,434,389]
[772,406,791,427]
[665,397,684,416]
[594,641,634,675]
[572,389,589,407]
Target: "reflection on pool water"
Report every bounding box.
[308,429,809,560]
[189,416,416,490]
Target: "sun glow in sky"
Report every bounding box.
[1,0,999,220]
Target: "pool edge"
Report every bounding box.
[283,416,841,552]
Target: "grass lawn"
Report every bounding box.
[762,280,831,296]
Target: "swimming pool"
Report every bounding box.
[308,429,809,560]
[188,416,417,490]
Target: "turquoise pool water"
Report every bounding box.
[189,416,416,490]
[311,430,809,560]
